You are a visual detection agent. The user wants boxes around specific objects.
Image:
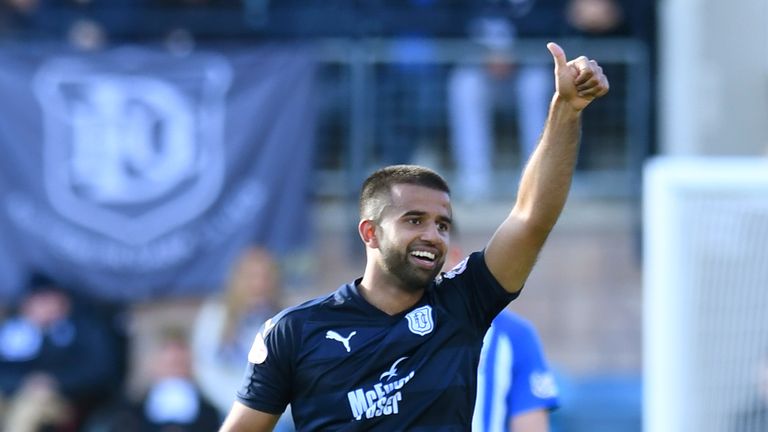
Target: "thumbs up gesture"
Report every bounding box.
[547,42,610,111]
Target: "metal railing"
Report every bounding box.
[310,37,651,200]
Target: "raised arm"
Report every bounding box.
[485,42,609,293]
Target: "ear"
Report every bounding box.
[358,219,379,248]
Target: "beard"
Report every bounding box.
[379,241,444,293]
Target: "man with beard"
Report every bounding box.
[220,41,609,431]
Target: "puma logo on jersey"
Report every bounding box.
[326,330,357,352]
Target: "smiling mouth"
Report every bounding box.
[410,250,438,268]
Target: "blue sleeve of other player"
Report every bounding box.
[503,312,560,416]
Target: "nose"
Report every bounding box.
[420,222,446,245]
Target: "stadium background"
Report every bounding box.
[0,1,765,431]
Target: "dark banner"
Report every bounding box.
[0,43,316,301]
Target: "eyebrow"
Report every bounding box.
[401,210,453,225]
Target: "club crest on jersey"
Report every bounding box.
[405,305,434,336]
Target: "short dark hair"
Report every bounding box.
[359,165,450,221]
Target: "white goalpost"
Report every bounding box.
[644,157,768,432]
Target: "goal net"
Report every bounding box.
[644,157,768,432]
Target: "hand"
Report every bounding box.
[547,42,610,111]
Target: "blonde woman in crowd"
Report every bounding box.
[191,247,287,421]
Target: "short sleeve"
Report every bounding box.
[437,251,520,333]
[236,316,296,415]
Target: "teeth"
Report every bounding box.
[411,251,436,261]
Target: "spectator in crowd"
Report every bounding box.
[84,326,221,432]
[0,0,37,35]
[0,0,142,46]
[190,247,284,416]
[0,273,124,431]
[447,0,567,201]
[566,0,627,36]
[565,0,657,171]
[373,0,447,167]
[191,246,294,430]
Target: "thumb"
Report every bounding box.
[547,42,567,70]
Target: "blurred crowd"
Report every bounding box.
[0,0,655,190]
[0,246,292,431]
[0,0,654,75]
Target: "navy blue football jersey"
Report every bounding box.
[237,251,519,431]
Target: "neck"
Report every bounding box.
[359,263,424,316]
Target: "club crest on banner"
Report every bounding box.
[33,51,232,245]
[405,305,434,336]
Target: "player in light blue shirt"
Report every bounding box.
[473,309,559,431]
[444,239,559,432]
